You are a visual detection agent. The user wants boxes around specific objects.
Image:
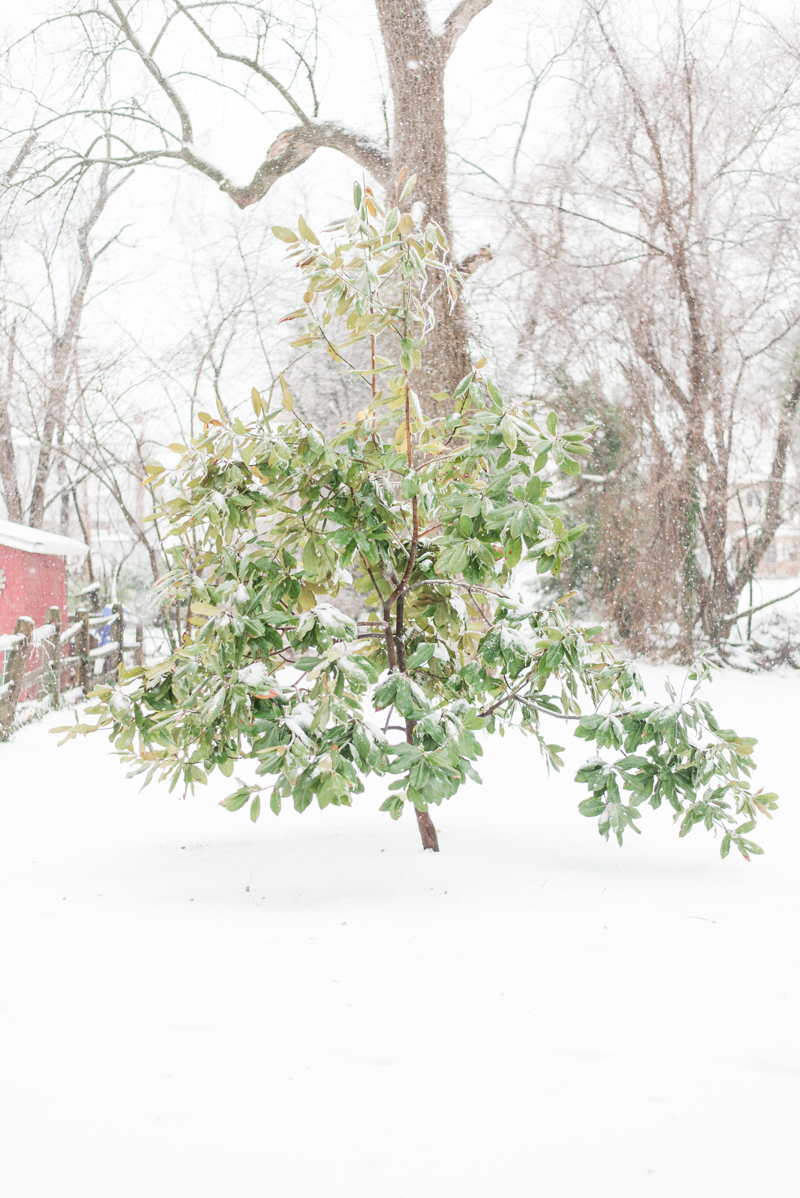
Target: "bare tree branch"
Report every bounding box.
[441,0,493,59]
[108,0,193,144]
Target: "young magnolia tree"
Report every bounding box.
[59,179,777,858]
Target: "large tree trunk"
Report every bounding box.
[376,0,488,409]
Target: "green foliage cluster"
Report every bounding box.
[56,179,777,858]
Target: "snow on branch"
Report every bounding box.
[440,0,493,59]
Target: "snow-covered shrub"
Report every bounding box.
[57,181,777,858]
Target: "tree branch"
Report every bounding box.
[108,0,193,144]
[172,1,311,126]
[440,0,493,59]
[183,120,392,209]
[458,245,493,275]
[724,584,800,626]
[99,2,393,207]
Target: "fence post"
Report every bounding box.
[42,605,62,709]
[111,603,124,679]
[77,608,91,695]
[0,616,34,739]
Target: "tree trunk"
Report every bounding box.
[0,380,22,523]
[376,0,485,408]
[0,324,22,523]
[29,331,74,529]
[28,163,111,529]
[405,713,440,851]
[415,808,440,851]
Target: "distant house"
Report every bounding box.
[0,520,88,636]
[728,487,800,580]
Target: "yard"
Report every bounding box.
[1,662,798,1197]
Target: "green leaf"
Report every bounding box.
[379,794,405,820]
[202,689,225,722]
[578,797,606,817]
[272,226,299,243]
[220,788,251,812]
[567,523,589,542]
[298,215,320,245]
[500,417,518,452]
[373,675,400,709]
[394,676,415,717]
[486,380,503,408]
[406,643,435,670]
[191,602,222,617]
[250,795,261,822]
[399,173,417,201]
[454,372,473,398]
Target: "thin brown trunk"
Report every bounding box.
[415,807,440,851]
[57,421,70,535]
[29,164,111,529]
[406,716,440,851]
[0,384,22,523]
[0,323,22,522]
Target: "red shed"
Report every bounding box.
[0,520,88,637]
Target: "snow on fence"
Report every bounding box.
[0,603,144,739]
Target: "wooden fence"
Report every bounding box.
[0,603,143,740]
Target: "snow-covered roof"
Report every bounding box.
[0,519,89,558]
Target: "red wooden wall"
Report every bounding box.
[0,546,67,637]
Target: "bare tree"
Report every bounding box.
[0,315,24,524]
[509,1,800,652]
[28,160,132,528]
[0,151,132,531]
[7,0,495,406]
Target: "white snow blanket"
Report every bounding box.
[0,663,798,1197]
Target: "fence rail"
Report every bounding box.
[0,603,144,740]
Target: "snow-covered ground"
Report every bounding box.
[1,663,799,1197]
